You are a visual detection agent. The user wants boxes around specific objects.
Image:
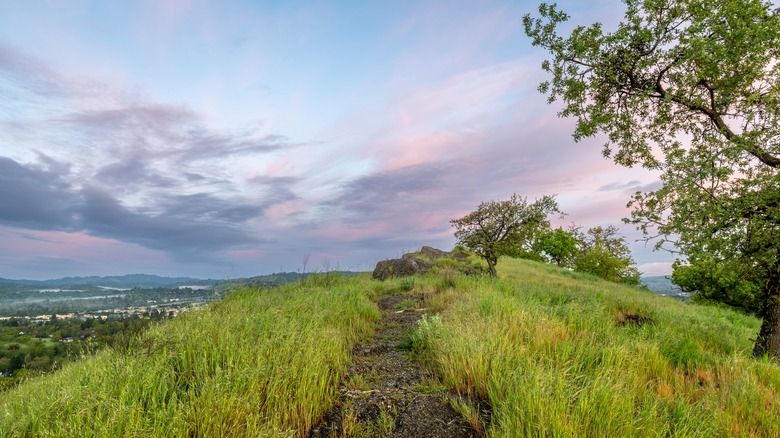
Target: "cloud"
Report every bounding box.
[637,262,674,276]
[162,192,274,223]
[79,186,268,256]
[0,43,302,262]
[12,231,56,243]
[248,175,301,186]
[597,180,642,192]
[63,104,197,134]
[63,104,294,163]
[597,179,663,194]
[0,157,81,231]
[330,161,454,215]
[0,44,68,97]
[0,0,678,279]
[0,225,176,280]
[95,155,180,188]
[0,41,293,167]
[0,156,281,258]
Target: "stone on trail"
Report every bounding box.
[372,256,432,281]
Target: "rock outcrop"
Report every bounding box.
[372,256,432,281]
[372,246,478,280]
[419,245,449,261]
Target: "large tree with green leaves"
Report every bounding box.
[524,0,780,358]
[451,194,560,277]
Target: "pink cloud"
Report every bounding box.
[0,226,171,279]
[366,61,535,169]
[315,222,390,242]
[3,229,125,256]
[263,200,306,221]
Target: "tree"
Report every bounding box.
[451,194,560,277]
[524,0,780,358]
[7,353,25,374]
[572,225,641,285]
[672,257,762,313]
[533,227,579,267]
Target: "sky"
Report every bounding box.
[0,0,676,280]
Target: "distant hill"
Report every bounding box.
[0,271,364,290]
[238,271,361,288]
[0,271,365,317]
[0,274,211,289]
[641,275,691,301]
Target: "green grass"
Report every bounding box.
[3,259,779,437]
[410,258,780,437]
[0,274,380,438]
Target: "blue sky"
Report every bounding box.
[0,0,675,280]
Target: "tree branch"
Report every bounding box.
[653,77,780,168]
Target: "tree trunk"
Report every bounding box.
[753,279,780,360]
[486,257,497,277]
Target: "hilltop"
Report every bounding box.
[1,256,778,437]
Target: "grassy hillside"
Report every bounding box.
[411,258,779,437]
[1,259,779,437]
[0,274,380,437]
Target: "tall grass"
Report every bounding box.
[412,258,780,437]
[0,274,380,437]
[5,259,779,437]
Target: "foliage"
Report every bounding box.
[407,313,443,353]
[572,225,641,285]
[524,0,780,358]
[533,227,579,267]
[450,194,560,277]
[673,257,762,313]
[0,314,165,381]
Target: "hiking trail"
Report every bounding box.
[309,291,490,437]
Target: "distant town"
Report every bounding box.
[0,271,360,318]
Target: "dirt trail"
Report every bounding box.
[309,292,489,437]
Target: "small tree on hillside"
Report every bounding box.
[572,225,641,286]
[533,227,579,267]
[450,194,560,277]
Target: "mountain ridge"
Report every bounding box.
[0,274,211,288]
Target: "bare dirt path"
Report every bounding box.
[309,292,489,437]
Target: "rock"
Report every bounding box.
[420,245,450,261]
[451,251,469,262]
[372,246,483,280]
[372,256,433,281]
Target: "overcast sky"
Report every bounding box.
[0,0,675,280]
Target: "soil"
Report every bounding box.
[308,292,490,438]
[616,310,655,327]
